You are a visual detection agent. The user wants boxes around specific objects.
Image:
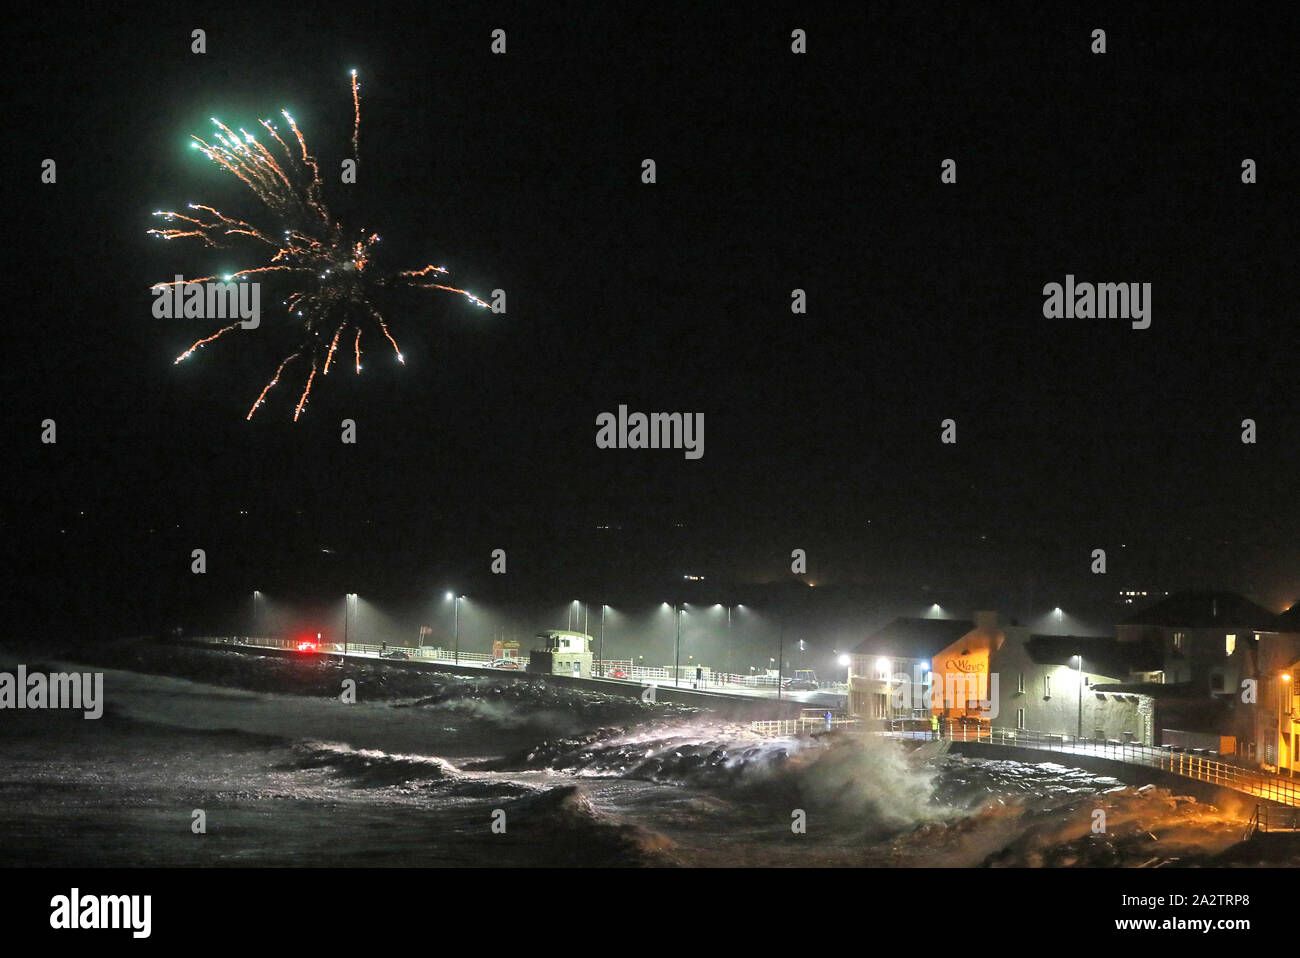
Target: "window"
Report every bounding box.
[872,693,888,719]
[1173,633,1186,653]
[1043,674,1052,699]
[1017,672,1025,694]
[1210,673,1224,692]
[1016,708,1026,730]
[1225,634,1236,656]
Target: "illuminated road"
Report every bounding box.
[192,637,847,708]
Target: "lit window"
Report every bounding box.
[1017,672,1025,694]
[1225,634,1236,656]
[1016,708,1026,730]
[1173,633,1186,653]
[1044,674,1052,699]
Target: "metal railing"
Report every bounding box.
[186,636,848,697]
[188,636,530,669]
[886,725,1300,807]
[750,716,860,736]
[1243,803,1299,839]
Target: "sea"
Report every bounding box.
[0,640,1283,868]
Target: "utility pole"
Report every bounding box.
[1076,654,1083,741]
[726,603,733,680]
[1278,673,1291,776]
[674,604,682,688]
[598,605,605,677]
[778,611,785,701]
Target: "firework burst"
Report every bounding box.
[151,70,489,420]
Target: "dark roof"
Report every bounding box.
[852,617,973,659]
[1025,634,1141,679]
[1278,602,1300,631]
[1092,681,1202,699]
[1120,590,1279,631]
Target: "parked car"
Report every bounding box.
[380,650,410,660]
[607,667,629,679]
[490,658,521,670]
[782,678,818,691]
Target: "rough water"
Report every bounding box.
[0,641,1287,867]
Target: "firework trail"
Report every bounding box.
[150,71,489,420]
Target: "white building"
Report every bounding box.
[526,630,594,678]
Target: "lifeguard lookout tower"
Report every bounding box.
[526,630,594,678]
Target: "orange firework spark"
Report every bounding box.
[350,69,361,164]
[151,70,490,419]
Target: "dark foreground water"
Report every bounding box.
[0,642,1284,867]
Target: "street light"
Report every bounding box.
[726,602,735,679]
[1280,673,1293,777]
[1075,653,1083,741]
[674,603,682,688]
[344,593,357,658]
[777,612,786,701]
[453,594,465,664]
[598,604,606,677]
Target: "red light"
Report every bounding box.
[297,640,318,653]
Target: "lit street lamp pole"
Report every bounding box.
[344,593,356,658]
[726,604,733,679]
[454,595,463,665]
[777,612,785,701]
[1076,654,1083,741]
[674,604,682,688]
[1279,673,1292,776]
[599,605,606,677]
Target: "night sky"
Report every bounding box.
[9,3,1300,644]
